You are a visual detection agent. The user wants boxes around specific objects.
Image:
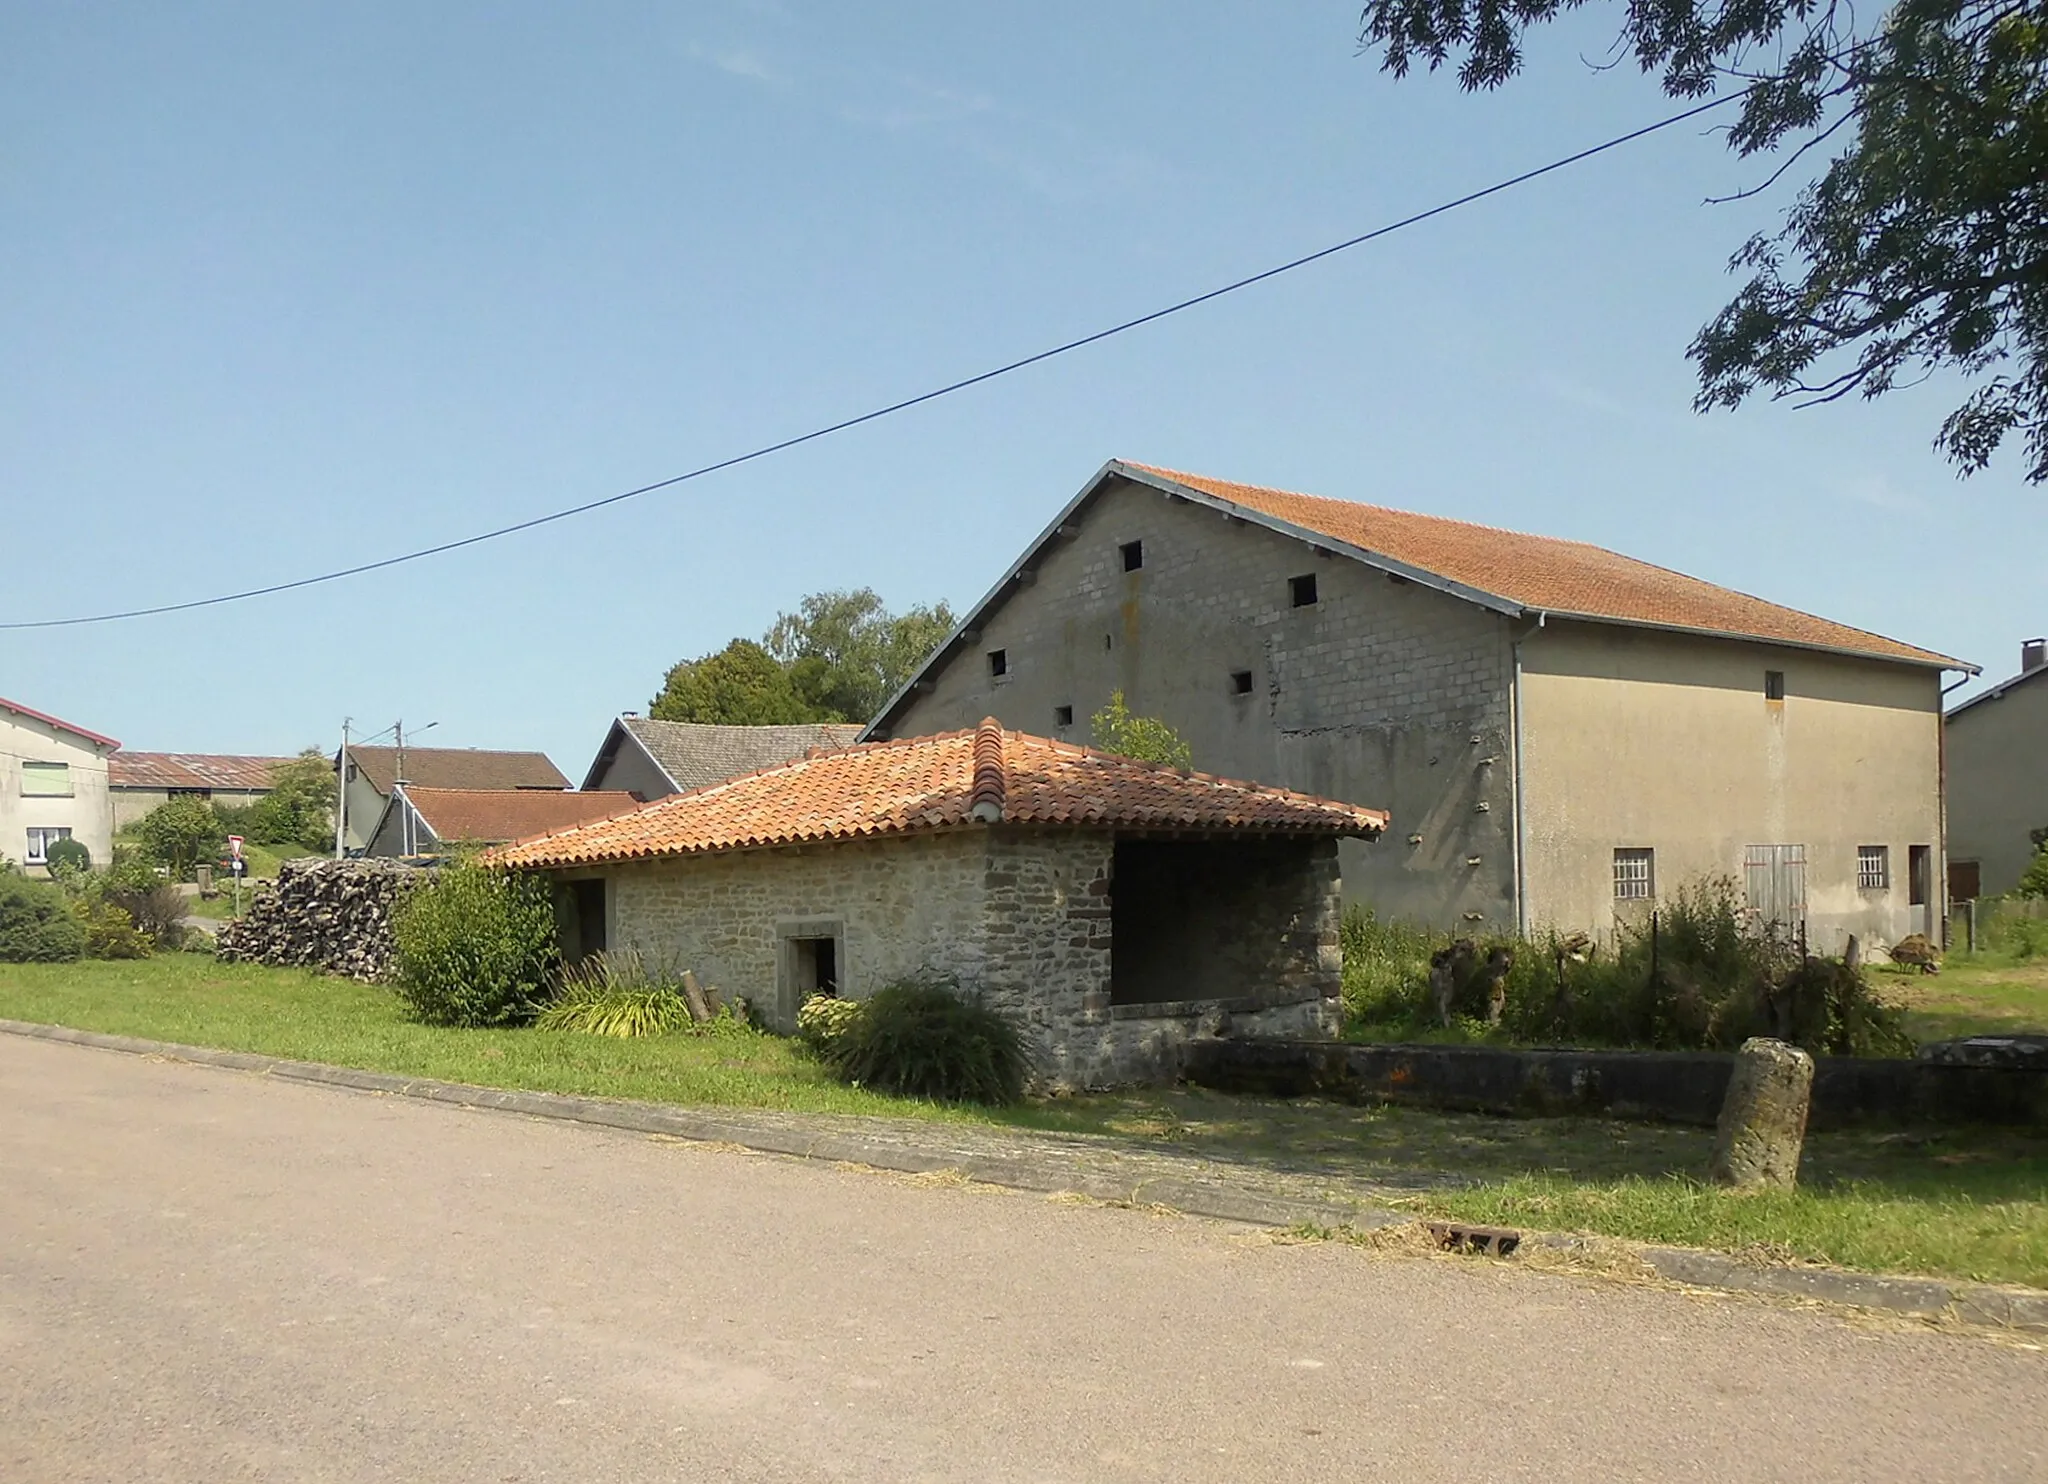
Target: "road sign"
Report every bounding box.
[227,835,244,861]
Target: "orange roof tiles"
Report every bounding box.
[1122,463,1961,668]
[405,788,640,846]
[492,720,1387,869]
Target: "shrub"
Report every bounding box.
[537,950,700,1037]
[106,883,192,951]
[1089,690,1194,769]
[390,860,557,1027]
[43,837,92,877]
[248,749,338,852]
[2016,844,2048,901]
[0,870,87,962]
[797,992,864,1053]
[72,898,151,960]
[817,975,1026,1105]
[135,797,225,880]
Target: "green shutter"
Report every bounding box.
[20,762,72,797]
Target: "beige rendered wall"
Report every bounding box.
[1945,673,2048,897]
[1518,621,1945,951]
[0,713,115,872]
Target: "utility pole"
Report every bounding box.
[335,717,351,860]
[394,719,409,856]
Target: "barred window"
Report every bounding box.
[1613,848,1654,901]
[1857,845,1890,891]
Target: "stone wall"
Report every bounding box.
[215,857,430,981]
[598,824,1343,1090]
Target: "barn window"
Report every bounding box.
[1289,574,1318,607]
[1857,845,1890,891]
[1120,540,1143,572]
[1613,848,1654,901]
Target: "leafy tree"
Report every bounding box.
[649,638,817,725]
[765,587,958,723]
[1359,0,2048,481]
[1090,690,1195,769]
[249,748,338,852]
[135,796,225,880]
[2018,840,2048,899]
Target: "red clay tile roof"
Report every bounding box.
[404,788,640,846]
[0,696,120,751]
[1122,463,1962,668]
[348,746,569,795]
[493,720,1387,869]
[111,752,298,790]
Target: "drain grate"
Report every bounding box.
[1426,1221,1521,1256]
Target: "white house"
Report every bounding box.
[1,697,120,874]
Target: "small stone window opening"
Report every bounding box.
[1120,540,1143,572]
[1054,704,1074,727]
[1764,669,1786,701]
[1857,845,1890,891]
[988,648,1008,678]
[1289,573,1318,607]
[1613,847,1654,901]
[791,936,838,998]
[1230,670,1254,695]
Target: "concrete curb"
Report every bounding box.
[6,1017,2045,1334]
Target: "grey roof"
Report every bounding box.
[1947,658,2048,720]
[615,717,865,794]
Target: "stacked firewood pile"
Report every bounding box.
[215,858,432,982]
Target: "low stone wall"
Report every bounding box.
[215,858,431,981]
[1183,1039,2048,1128]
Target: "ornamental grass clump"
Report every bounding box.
[537,949,696,1038]
[816,975,1026,1106]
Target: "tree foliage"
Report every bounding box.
[1359,0,2048,481]
[1090,690,1195,769]
[651,588,957,726]
[135,796,225,880]
[248,748,339,852]
[390,860,558,1027]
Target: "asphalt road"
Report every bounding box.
[3,1035,2043,1483]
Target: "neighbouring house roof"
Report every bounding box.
[0,696,120,753]
[396,787,641,847]
[110,752,298,791]
[495,718,1388,869]
[1947,658,2048,720]
[869,460,1970,735]
[346,746,569,795]
[583,716,867,794]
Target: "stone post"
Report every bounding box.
[1710,1037,1814,1190]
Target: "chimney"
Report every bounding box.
[2025,638,2047,675]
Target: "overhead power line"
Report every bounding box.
[5,89,1743,632]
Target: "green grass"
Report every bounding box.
[1879,958,2048,1043]
[4,956,2045,1288]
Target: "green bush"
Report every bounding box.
[817,975,1026,1105]
[390,861,557,1027]
[0,869,88,962]
[135,796,225,880]
[2016,842,2048,900]
[1977,898,2048,962]
[248,749,338,852]
[106,883,191,951]
[43,837,92,876]
[72,898,152,960]
[797,992,864,1053]
[1341,876,1916,1057]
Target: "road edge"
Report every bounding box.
[6,1016,2045,1334]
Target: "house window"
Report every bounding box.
[1289,573,1318,607]
[988,648,1008,678]
[1613,848,1654,901]
[1857,845,1890,891]
[1054,704,1074,728]
[19,762,72,797]
[1764,670,1786,701]
[1230,670,1254,695]
[24,827,71,865]
[1120,540,1143,572]
[1908,845,1932,907]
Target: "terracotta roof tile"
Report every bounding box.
[404,788,640,846]
[493,720,1387,869]
[110,752,299,790]
[1124,463,1961,668]
[348,746,568,795]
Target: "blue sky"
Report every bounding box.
[5,1,2041,778]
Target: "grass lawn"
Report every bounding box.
[4,956,2045,1289]
[1879,958,2048,1043]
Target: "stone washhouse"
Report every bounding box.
[492,720,1386,1088]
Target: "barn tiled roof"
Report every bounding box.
[621,717,865,793]
[1125,463,1961,668]
[111,752,298,790]
[348,746,569,795]
[494,720,1386,869]
[403,788,640,846]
